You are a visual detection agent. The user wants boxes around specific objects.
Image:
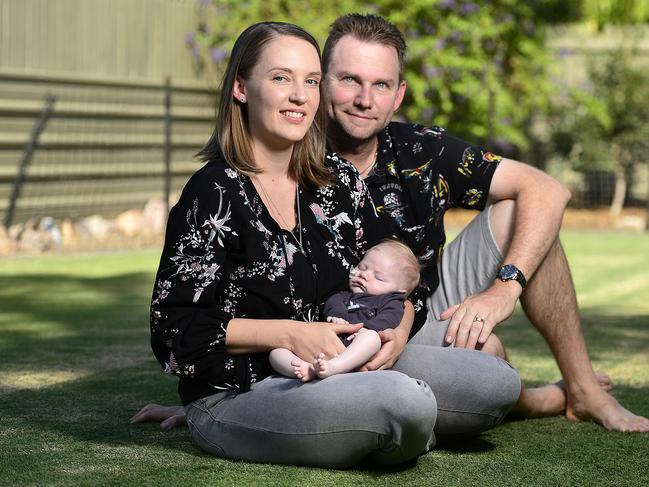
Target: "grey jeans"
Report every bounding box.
[185,208,521,467]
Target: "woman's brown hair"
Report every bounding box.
[197,22,330,187]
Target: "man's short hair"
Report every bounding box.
[322,13,406,79]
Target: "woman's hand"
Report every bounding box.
[289,321,363,361]
[130,403,187,430]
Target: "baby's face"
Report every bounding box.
[349,248,404,295]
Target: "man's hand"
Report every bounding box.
[130,403,187,430]
[290,322,363,361]
[441,280,521,349]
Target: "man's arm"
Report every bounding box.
[442,158,571,349]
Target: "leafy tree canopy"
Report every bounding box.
[188,0,555,154]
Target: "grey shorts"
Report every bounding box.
[410,206,503,347]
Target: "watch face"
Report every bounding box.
[500,265,518,280]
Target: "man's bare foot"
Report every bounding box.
[567,386,649,432]
[291,358,317,382]
[315,353,337,379]
[510,371,613,419]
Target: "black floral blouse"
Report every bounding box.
[364,122,502,337]
[150,152,381,405]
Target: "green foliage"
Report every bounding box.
[551,49,649,173]
[581,0,649,28]
[188,0,556,154]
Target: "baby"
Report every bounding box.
[269,239,420,381]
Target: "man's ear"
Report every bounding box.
[233,75,246,102]
[393,79,407,112]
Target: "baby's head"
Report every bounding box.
[349,240,420,296]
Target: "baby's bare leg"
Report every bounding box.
[316,329,382,379]
[269,348,317,382]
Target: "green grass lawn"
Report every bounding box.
[1,230,649,486]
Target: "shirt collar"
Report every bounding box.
[365,126,399,186]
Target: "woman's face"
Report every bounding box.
[235,35,321,152]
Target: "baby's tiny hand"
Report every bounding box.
[346,332,359,342]
[327,316,350,325]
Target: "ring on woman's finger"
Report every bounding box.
[473,316,485,323]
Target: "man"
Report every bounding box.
[322,13,649,432]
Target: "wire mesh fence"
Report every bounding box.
[0,72,214,228]
[1,71,648,240]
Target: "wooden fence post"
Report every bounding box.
[4,94,57,229]
[164,77,172,219]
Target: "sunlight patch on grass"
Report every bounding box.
[596,355,649,387]
[1,370,87,390]
[577,273,649,307]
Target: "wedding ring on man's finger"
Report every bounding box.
[473,316,485,323]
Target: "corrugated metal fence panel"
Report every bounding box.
[0,73,215,224]
[0,0,202,84]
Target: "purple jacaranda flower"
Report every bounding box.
[439,0,456,9]
[185,32,195,46]
[210,47,227,63]
[435,38,447,50]
[559,48,572,58]
[422,64,442,79]
[461,3,479,14]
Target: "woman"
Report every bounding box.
[143,22,436,468]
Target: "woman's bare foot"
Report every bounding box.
[291,357,317,382]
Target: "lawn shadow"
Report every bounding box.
[497,309,649,360]
[0,362,196,455]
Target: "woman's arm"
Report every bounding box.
[226,318,363,360]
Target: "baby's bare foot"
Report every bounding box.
[315,353,337,379]
[291,358,317,382]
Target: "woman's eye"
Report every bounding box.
[306,78,320,86]
[273,75,289,82]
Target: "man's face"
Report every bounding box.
[324,35,406,145]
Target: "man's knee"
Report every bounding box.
[478,333,507,360]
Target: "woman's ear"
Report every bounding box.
[233,76,247,103]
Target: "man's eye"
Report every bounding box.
[342,76,356,84]
[376,82,387,89]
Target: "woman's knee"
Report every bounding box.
[367,371,437,464]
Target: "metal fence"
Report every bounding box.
[0,71,215,227]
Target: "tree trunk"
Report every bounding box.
[610,167,626,215]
